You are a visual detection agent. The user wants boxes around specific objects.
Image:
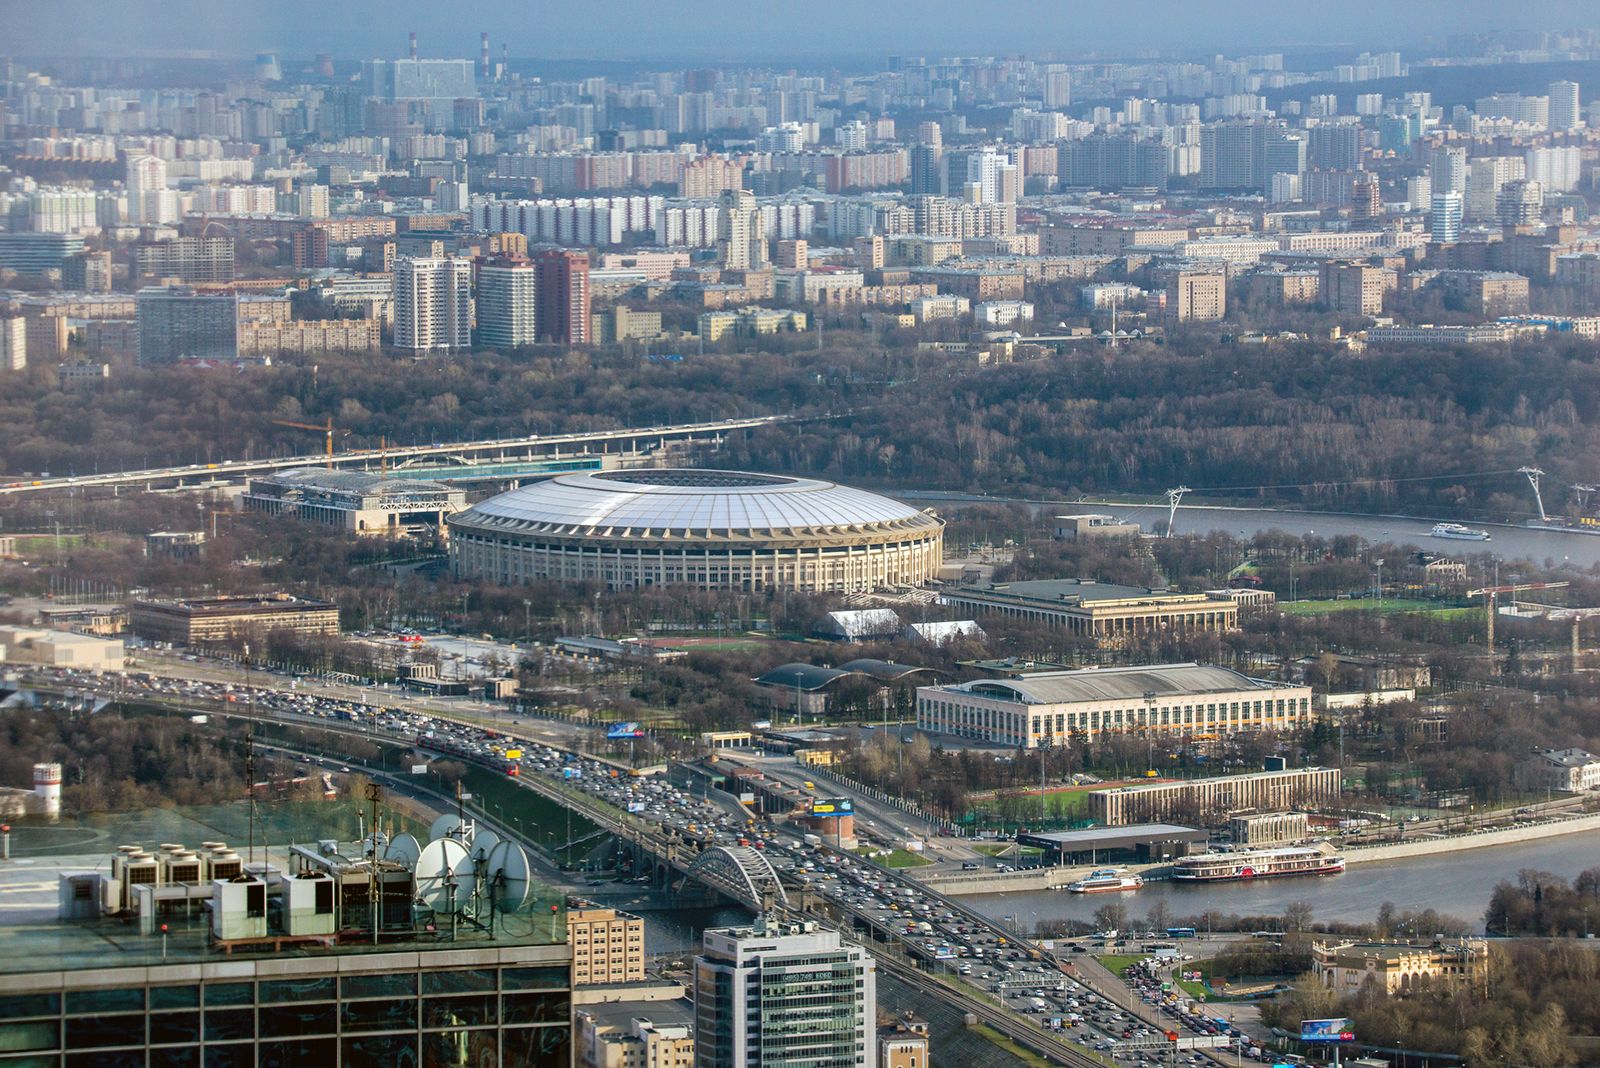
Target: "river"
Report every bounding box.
[955,829,1600,932]
[895,491,1600,570]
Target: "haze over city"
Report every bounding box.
[4,4,1600,1068]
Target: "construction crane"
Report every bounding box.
[1164,486,1190,539]
[269,417,347,468]
[1467,581,1568,651]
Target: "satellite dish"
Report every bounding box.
[470,829,501,865]
[363,832,389,858]
[385,833,422,870]
[415,838,475,914]
[486,839,532,912]
[429,814,463,842]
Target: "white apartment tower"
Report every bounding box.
[394,257,472,352]
[694,918,877,1068]
[1548,80,1582,131]
[125,154,177,224]
[1428,145,1467,197]
[716,189,767,270]
[1430,190,1463,245]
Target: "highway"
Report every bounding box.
[4,663,1248,1065]
[0,414,794,496]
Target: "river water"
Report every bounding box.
[896,491,1600,571]
[956,830,1600,932]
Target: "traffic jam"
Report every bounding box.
[10,662,1243,1060]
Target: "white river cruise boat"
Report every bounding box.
[1066,868,1145,894]
[1170,844,1344,883]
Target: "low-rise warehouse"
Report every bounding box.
[1015,823,1208,865]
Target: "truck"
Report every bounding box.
[802,833,822,848]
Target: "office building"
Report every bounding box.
[1430,190,1463,244]
[917,663,1310,751]
[129,593,340,645]
[135,287,239,365]
[0,232,85,275]
[579,1003,695,1068]
[243,468,467,538]
[133,236,237,285]
[1088,766,1338,825]
[361,57,476,101]
[567,906,646,986]
[716,190,767,270]
[1548,80,1582,131]
[1168,270,1227,323]
[694,917,877,1068]
[0,825,572,1066]
[476,259,539,348]
[534,249,592,346]
[394,256,473,352]
[1313,939,1488,996]
[1514,747,1600,793]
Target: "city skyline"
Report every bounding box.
[5,0,1600,62]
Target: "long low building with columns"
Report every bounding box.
[915,663,1313,751]
[939,579,1238,645]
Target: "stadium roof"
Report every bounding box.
[455,469,934,535]
[815,609,903,639]
[937,663,1281,705]
[755,663,855,691]
[948,579,1170,604]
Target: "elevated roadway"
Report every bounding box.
[0,414,796,496]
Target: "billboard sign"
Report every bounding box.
[606,722,646,739]
[810,798,854,816]
[627,802,647,813]
[1299,1019,1355,1043]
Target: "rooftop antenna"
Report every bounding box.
[366,782,383,944]
[1165,486,1190,539]
[1520,466,1548,523]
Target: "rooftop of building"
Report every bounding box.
[928,663,1293,706]
[0,803,566,977]
[1016,823,1207,850]
[132,593,337,614]
[249,466,459,498]
[945,578,1197,605]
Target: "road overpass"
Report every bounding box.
[0,414,797,497]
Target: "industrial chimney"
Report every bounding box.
[481,33,490,79]
[409,31,418,60]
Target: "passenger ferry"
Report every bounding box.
[1066,868,1145,894]
[1430,522,1492,542]
[1170,845,1344,883]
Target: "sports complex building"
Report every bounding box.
[447,469,944,592]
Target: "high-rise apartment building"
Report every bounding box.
[475,259,539,349]
[1308,121,1362,172]
[1465,156,1525,219]
[134,236,237,285]
[963,150,1016,204]
[136,287,239,365]
[1042,66,1072,110]
[394,256,473,352]
[1060,134,1170,191]
[908,122,942,196]
[361,58,475,101]
[125,154,177,224]
[534,249,592,346]
[567,906,646,985]
[1429,145,1467,196]
[1548,80,1582,131]
[1525,146,1582,193]
[1430,190,1464,244]
[716,189,767,270]
[1,316,26,372]
[1497,178,1544,227]
[694,918,877,1068]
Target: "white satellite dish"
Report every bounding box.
[470,829,501,865]
[384,833,422,870]
[429,814,463,842]
[486,839,532,912]
[415,837,476,914]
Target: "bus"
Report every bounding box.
[1165,927,1198,939]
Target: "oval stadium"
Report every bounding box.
[447,469,944,592]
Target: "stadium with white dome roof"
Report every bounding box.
[447,469,944,591]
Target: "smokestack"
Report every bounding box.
[408,31,418,60]
[481,33,490,77]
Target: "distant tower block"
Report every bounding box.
[33,762,61,818]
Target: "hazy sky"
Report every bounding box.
[2,0,1594,63]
